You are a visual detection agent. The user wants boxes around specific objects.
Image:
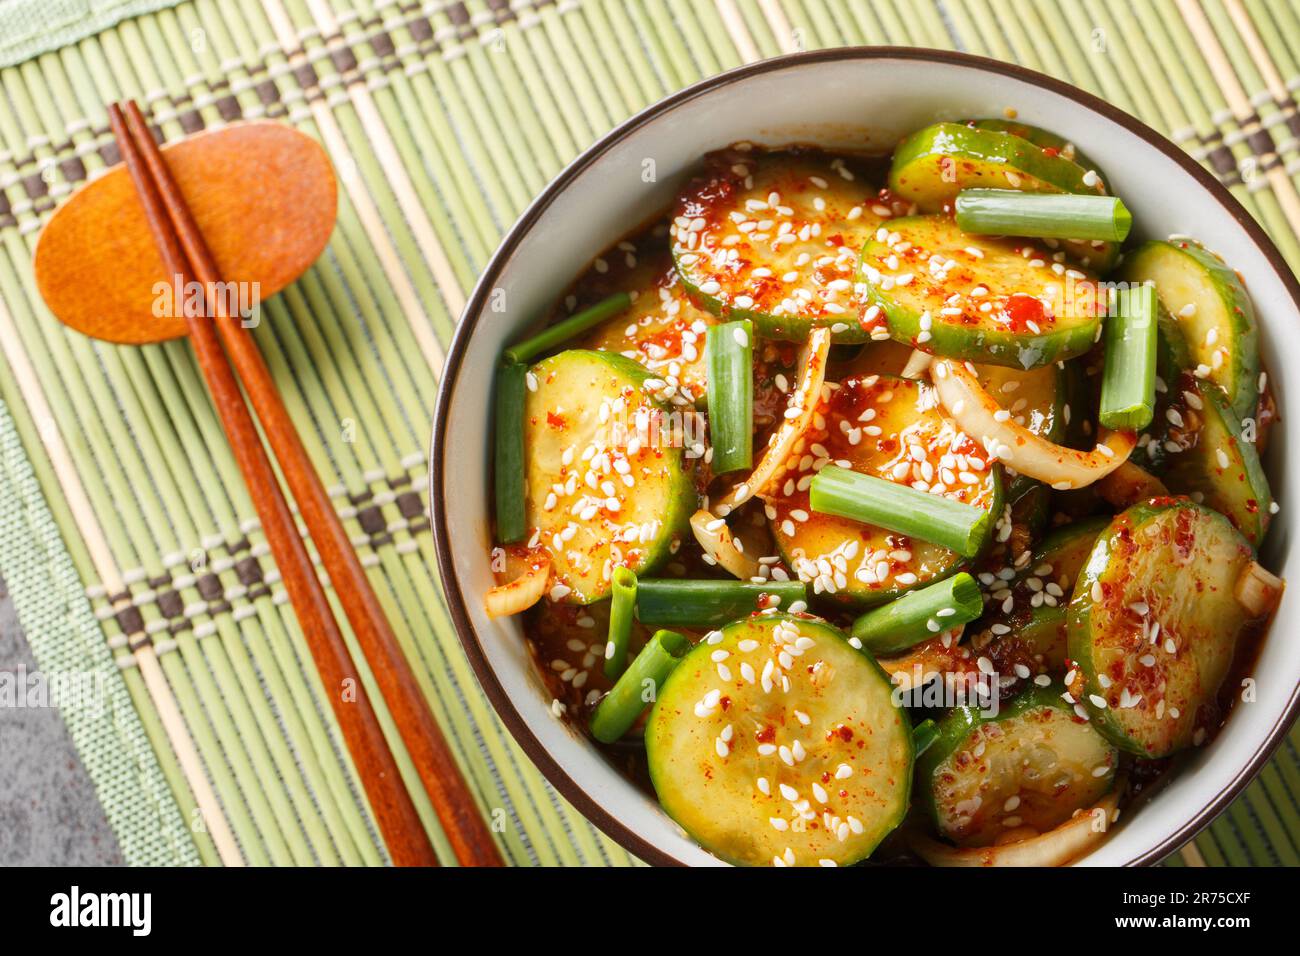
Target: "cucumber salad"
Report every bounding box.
[484,119,1284,867]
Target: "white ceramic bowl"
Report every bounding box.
[432,48,1300,866]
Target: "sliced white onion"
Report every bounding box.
[931,359,1135,489]
[485,555,551,619]
[901,348,933,379]
[1236,560,1284,617]
[690,509,760,580]
[721,326,831,511]
[1096,460,1168,509]
[907,788,1121,867]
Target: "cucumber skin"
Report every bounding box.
[1033,515,1111,577]
[890,123,1099,202]
[870,276,1101,370]
[859,219,1102,370]
[1165,383,1272,547]
[1121,240,1260,421]
[1008,480,1050,539]
[672,246,872,345]
[645,613,914,866]
[527,350,696,602]
[889,123,1120,272]
[1066,499,1247,757]
[968,119,1110,191]
[915,682,1115,835]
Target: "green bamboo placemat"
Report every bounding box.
[0,0,1297,867]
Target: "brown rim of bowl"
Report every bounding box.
[430,46,1300,868]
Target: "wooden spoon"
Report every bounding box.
[33,121,336,344]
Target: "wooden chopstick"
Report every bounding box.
[108,103,441,867]
[118,101,504,867]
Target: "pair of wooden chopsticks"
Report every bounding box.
[108,101,502,867]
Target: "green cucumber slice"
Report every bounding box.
[1067,500,1255,757]
[837,340,1063,441]
[917,682,1117,847]
[891,123,1104,204]
[670,150,885,344]
[980,360,1067,443]
[968,119,1110,192]
[1121,240,1260,420]
[770,374,1003,606]
[581,240,717,406]
[1034,516,1113,586]
[1008,480,1050,540]
[523,350,695,603]
[860,215,1103,369]
[889,122,1118,270]
[1159,376,1272,546]
[972,516,1109,678]
[645,612,913,867]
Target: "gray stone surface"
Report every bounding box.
[0,574,123,865]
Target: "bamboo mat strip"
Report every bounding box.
[0,0,1296,868]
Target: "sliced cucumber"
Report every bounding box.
[891,123,1104,205]
[670,150,884,344]
[1068,500,1254,757]
[972,516,1109,677]
[1131,309,1193,472]
[645,613,912,867]
[860,215,1103,369]
[889,122,1117,271]
[523,350,695,603]
[582,242,717,406]
[770,374,1003,606]
[1121,240,1260,420]
[840,342,1064,445]
[1033,516,1112,587]
[1007,479,1050,540]
[1005,603,1070,674]
[917,683,1117,848]
[1160,378,1272,546]
[968,119,1110,192]
[981,361,1067,444]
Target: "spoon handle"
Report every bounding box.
[120,102,504,867]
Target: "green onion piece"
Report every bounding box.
[809,466,991,558]
[493,361,528,543]
[706,319,754,473]
[912,718,940,759]
[504,292,632,365]
[954,189,1132,242]
[635,579,807,628]
[590,629,691,744]
[850,572,983,654]
[604,568,638,680]
[1098,283,1159,431]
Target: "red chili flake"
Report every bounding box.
[546,411,565,428]
[1042,146,1060,158]
[1004,293,1048,332]
[755,725,776,744]
[719,696,732,711]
